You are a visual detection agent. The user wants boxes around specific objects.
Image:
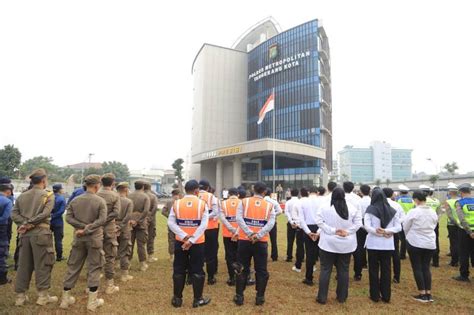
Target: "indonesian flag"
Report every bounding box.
[257,90,275,125]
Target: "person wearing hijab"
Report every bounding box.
[364,188,401,303]
[315,188,362,304]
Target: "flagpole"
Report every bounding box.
[272,88,276,193]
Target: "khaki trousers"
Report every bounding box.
[130,227,148,262]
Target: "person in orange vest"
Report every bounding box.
[198,179,219,285]
[233,182,276,306]
[168,180,211,308]
[219,188,240,286]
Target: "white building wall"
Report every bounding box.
[372,141,392,181]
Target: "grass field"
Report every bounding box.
[1,213,473,314]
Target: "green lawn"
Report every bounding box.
[1,214,473,314]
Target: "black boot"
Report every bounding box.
[192,274,210,308]
[0,272,10,285]
[171,274,185,308]
[226,275,236,286]
[255,274,269,306]
[207,261,216,285]
[233,263,247,306]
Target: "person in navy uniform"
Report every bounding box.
[51,184,67,261]
[0,180,14,285]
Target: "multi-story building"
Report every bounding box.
[190,17,332,194]
[338,141,412,183]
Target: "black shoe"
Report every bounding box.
[0,272,11,285]
[432,263,439,268]
[426,294,434,302]
[285,258,293,262]
[452,276,470,282]
[354,275,362,281]
[370,297,380,303]
[233,295,244,306]
[193,297,210,308]
[246,278,255,286]
[413,294,429,303]
[393,278,400,284]
[316,298,326,305]
[207,277,217,285]
[255,296,265,306]
[272,258,278,262]
[337,298,346,304]
[171,296,182,308]
[449,262,459,267]
[302,279,314,286]
[226,278,236,286]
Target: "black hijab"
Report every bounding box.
[366,188,397,228]
[331,187,349,220]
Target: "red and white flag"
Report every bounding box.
[257,90,275,125]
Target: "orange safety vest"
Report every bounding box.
[221,196,240,238]
[199,191,219,230]
[174,196,206,244]
[238,196,272,243]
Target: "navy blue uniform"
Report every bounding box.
[0,194,13,281]
[50,193,66,260]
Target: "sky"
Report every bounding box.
[1,0,473,174]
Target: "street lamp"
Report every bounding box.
[426,158,440,193]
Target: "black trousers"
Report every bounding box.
[294,228,305,269]
[237,240,269,293]
[447,225,459,265]
[459,228,474,279]
[50,224,64,259]
[204,228,219,279]
[368,249,392,302]
[393,233,401,281]
[433,224,440,265]
[407,242,434,291]
[286,223,296,260]
[269,223,278,261]
[303,225,319,281]
[353,229,367,277]
[317,249,351,303]
[223,237,238,279]
[399,230,407,259]
[173,241,205,276]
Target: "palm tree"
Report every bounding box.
[429,175,440,187]
[444,162,459,179]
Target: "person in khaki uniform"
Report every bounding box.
[144,182,159,262]
[162,189,182,261]
[11,169,57,307]
[97,173,120,295]
[128,180,151,271]
[116,182,134,282]
[59,175,107,312]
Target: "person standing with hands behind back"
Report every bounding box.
[315,187,362,305]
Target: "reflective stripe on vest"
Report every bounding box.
[221,197,239,238]
[199,191,219,230]
[426,197,440,212]
[458,197,474,229]
[397,196,415,214]
[174,197,206,244]
[238,196,272,242]
[446,198,460,226]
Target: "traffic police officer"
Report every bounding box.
[11,169,57,306]
[144,182,159,263]
[397,185,415,259]
[198,179,219,285]
[116,182,134,282]
[234,182,276,306]
[97,173,121,294]
[452,183,474,282]
[219,187,240,286]
[60,174,107,311]
[168,179,210,308]
[420,185,441,267]
[0,181,13,285]
[51,183,66,261]
[444,183,460,266]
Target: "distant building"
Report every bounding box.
[129,168,176,193]
[64,162,102,170]
[338,141,412,183]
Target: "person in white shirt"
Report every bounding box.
[343,181,362,210]
[264,188,283,262]
[315,188,362,304]
[353,184,371,281]
[403,190,438,303]
[383,187,405,284]
[364,188,401,303]
[322,181,338,206]
[285,189,304,267]
[299,187,324,285]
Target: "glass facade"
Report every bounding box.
[246,20,332,188]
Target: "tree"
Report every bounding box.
[444,162,459,178]
[172,158,185,192]
[0,145,22,178]
[102,161,130,180]
[429,175,440,187]
[20,156,58,179]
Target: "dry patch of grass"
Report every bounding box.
[0,215,473,314]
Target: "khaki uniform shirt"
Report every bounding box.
[65,192,107,241]
[97,189,120,239]
[162,200,174,218]
[11,187,55,236]
[117,196,133,236]
[128,190,150,229]
[145,191,158,225]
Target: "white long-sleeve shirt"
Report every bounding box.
[315,203,362,254]
[300,194,324,234]
[285,196,301,226]
[364,212,402,250]
[236,195,276,240]
[403,205,438,250]
[345,192,362,210]
[167,195,209,244]
[359,196,371,217]
[200,190,219,219]
[387,198,405,224]
[264,196,283,216]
